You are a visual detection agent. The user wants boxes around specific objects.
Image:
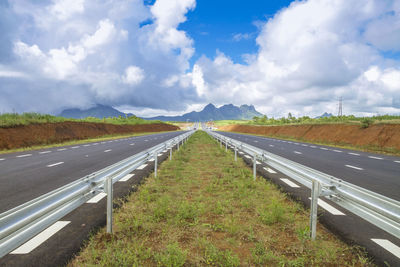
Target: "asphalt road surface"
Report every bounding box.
[0,131,186,213]
[216,130,400,266]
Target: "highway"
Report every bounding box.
[215,130,400,266]
[217,131,400,201]
[0,131,186,213]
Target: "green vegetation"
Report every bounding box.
[0,112,162,128]
[70,131,371,266]
[248,114,400,126]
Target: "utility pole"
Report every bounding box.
[338,97,343,117]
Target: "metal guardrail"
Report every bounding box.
[206,130,400,240]
[0,131,195,258]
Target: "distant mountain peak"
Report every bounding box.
[145,103,263,122]
[315,112,333,119]
[59,104,134,119]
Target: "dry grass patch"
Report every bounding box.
[70,131,373,267]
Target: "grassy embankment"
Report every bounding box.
[70,131,371,266]
[0,112,162,127]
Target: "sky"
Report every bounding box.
[0,0,399,118]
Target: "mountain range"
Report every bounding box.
[58,103,263,121]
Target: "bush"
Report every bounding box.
[360,118,374,129]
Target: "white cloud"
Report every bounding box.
[122,66,145,85]
[49,0,85,20]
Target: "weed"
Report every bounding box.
[155,242,187,267]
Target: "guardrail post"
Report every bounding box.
[234,145,237,161]
[154,152,158,178]
[310,180,320,240]
[253,154,257,180]
[106,176,113,234]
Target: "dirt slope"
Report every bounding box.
[219,124,400,152]
[0,122,179,150]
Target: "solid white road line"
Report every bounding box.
[39,151,51,154]
[264,167,277,174]
[348,152,360,156]
[280,178,300,188]
[137,164,148,170]
[71,146,79,149]
[371,239,400,259]
[104,149,112,153]
[46,162,64,168]
[119,174,135,182]
[87,192,107,203]
[333,150,342,153]
[17,154,32,158]
[11,221,70,254]
[57,148,66,151]
[368,156,383,160]
[308,198,345,215]
[294,151,302,154]
[345,164,364,170]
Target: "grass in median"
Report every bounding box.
[70,131,372,266]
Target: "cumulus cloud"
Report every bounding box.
[187,0,400,117]
[122,66,145,85]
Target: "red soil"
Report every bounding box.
[219,124,400,151]
[0,122,179,150]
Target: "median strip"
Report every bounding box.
[70,131,369,266]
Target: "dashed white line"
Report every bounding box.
[130,143,135,146]
[39,151,51,154]
[119,174,135,182]
[348,152,360,156]
[371,239,400,259]
[145,140,149,142]
[17,154,32,158]
[310,146,316,148]
[71,146,80,149]
[57,148,66,151]
[345,165,363,170]
[320,147,329,150]
[0,158,4,161]
[47,162,64,167]
[332,150,342,153]
[294,151,302,154]
[93,143,99,145]
[104,149,112,153]
[301,144,308,147]
[11,221,70,254]
[308,198,345,215]
[368,156,383,160]
[395,161,400,163]
[269,145,274,147]
[280,178,300,188]
[264,167,277,174]
[83,144,90,147]
[87,192,107,203]
[254,140,258,143]
[137,164,148,170]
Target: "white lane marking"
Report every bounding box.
[87,192,107,203]
[104,149,112,153]
[39,151,52,154]
[119,174,135,182]
[345,165,363,170]
[130,143,135,146]
[264,167,277,174]
[93,143,99,145]
[301,144,308,147]
[57,148,67,151]
[333,150,342,153]
[294,151,302,154]
[395,161,400,163]
[83,144,90,147]
[244,155,252,159]
[280,178,300,188]
[294,143,299,145]
[310,146,316,148]
[287,141,292,143]
[11,221,70,254]
[348,152,360,156]
[320,147,328,150]
[368,156,383,160]
[269,145,274,147]
[145,140,149,142]
[71,146,80,149]
[137,164,148,170]
[308,198,345,215]
[17,154,32,158]
[101,142,106,144]
[0,158,4,161]
[371,239,400,259]
[254,140,258,143]
[47,162,64,167]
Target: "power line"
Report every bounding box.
[338,97,343,117]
